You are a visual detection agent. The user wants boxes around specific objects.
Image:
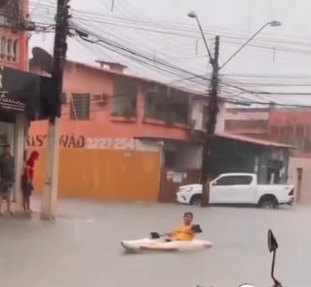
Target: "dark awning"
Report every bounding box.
[0,66,55,122]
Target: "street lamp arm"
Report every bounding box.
[194,17,214,64]
[219,22,270,71]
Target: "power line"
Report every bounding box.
[29,1,311,57]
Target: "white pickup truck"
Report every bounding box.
[176,173,295,209]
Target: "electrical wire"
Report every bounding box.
[28,0,311,109]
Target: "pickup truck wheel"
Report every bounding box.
[258,195,279,209]
[190,195,202,206]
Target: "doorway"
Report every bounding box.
[0,122,14,147]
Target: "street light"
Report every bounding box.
[220,20,282,70]
[188,11,282,70]
[188,11,214,65]
[269,20,282,27]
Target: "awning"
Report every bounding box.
[135,133,295,149]
[0,66,55,122]
[134,136,202,145]
[215,132,296,149]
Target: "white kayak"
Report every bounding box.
[121,237,214,253]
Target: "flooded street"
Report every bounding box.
[0,199,309,287]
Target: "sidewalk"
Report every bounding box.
[0,200,30,218]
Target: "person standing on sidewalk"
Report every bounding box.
[0,144,15,215]
[22,151,39,213]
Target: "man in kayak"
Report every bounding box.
[167,212,198,241]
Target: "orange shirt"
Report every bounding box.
[170,223,195,241]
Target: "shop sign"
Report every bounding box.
[27,134,85,148]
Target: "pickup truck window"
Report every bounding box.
[215,175,253,186]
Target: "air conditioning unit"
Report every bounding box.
[92,94,108,105]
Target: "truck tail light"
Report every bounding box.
[288,188,295,196]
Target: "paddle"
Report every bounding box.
[150,224,203,239]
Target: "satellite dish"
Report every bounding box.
[32,47,53,74]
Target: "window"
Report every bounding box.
[6,39,11,61]
[70,93,90,120]
[12,40,18,62]
[215,175,253,186]
[0,37,18,62]
[0,37,5,59]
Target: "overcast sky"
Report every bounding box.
[28,0,311,106]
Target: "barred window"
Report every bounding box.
[70,93,90,120]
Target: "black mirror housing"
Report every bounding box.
[268,229,279,253]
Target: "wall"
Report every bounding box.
[173,144,202,169]
[215,101,226,133]
[28,138,161,202]
[190,99,226,134]
[269,110,311,152]
[223,107,270,136]
[288,156,311,205]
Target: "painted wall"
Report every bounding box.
[223,107,270,136]
[28,141,161,202]
[288,156,311,205]
[190,99,226,133]
[269,110,311,152]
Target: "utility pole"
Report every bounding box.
[200,35,220,207]
[41,0,70,219]
[188,12,281,208]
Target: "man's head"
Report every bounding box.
[30,151,39,161]
[183,211,193,225]
[3,144,10,155]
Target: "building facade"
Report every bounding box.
[0,0,33,205]
[0,0,30,151]
[29,56,228,202]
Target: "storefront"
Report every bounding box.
[0,65,54,206]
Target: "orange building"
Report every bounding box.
[29,57,213,202]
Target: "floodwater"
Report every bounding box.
[0,198,309,287]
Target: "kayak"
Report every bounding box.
[121,237,214,253]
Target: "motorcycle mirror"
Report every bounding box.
[268,229,278,253]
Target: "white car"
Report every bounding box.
[176,173,295,208]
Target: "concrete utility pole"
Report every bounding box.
[200,35,220,207]
[41,0,70,219]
